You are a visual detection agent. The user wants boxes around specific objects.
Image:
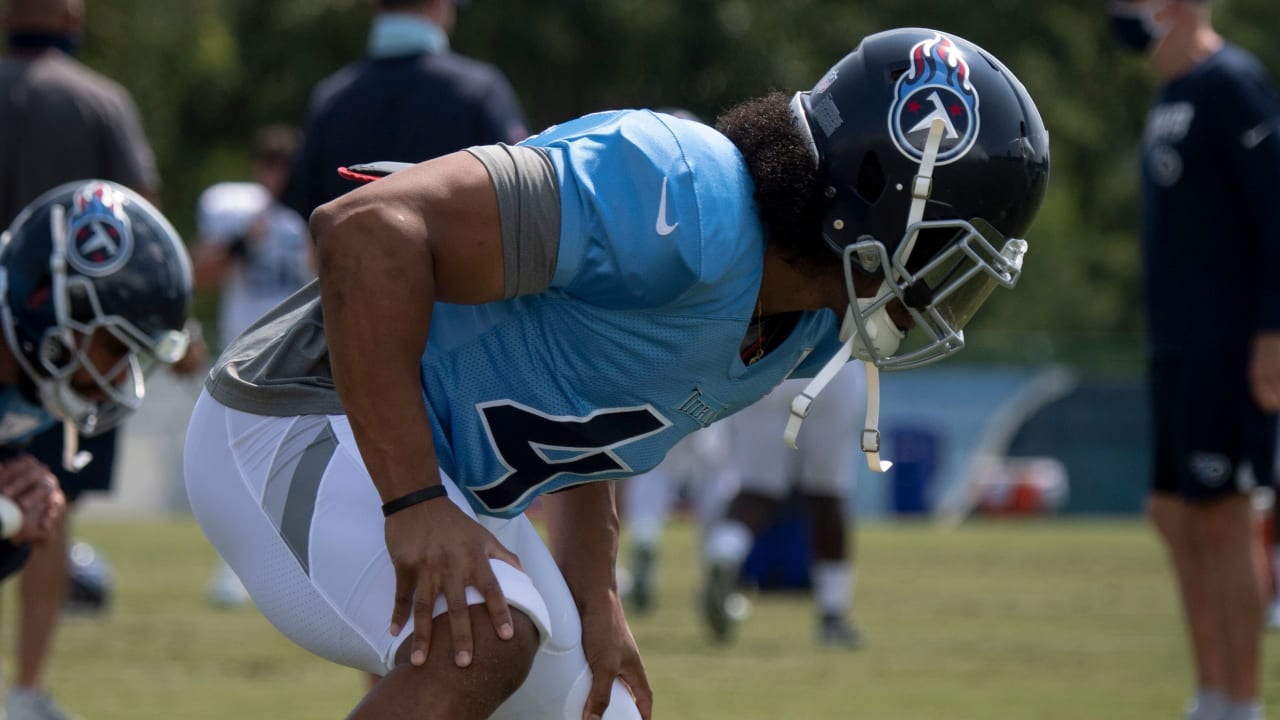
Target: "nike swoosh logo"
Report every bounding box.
[655,177,678,236]
[1242,121,1273,150]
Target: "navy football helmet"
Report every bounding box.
[0,180,192,437]
[792,28,1050,370]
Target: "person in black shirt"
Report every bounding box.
[284,0,528,220]
[1109,2,1280,719]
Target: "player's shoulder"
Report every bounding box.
[1200,45,1275,93]
[427,51,512,86]
[308,63,364,115]
[1213,44,1269,75]
[526,109,741,183]
[29,54,135,108]
[530,110,760,310]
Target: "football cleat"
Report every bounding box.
[7,688,81,720]
[627,544,657,614]
[64,539,112,615]
[819,614,865,650]
[701,561,750,643]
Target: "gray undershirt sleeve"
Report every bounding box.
[466,144,561,298]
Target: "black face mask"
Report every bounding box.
[5,32,81,57]
[1107,3,1167,54]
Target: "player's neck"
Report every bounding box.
[758,247,847,318]
[1152,24,1222,82]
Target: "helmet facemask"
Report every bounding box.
[839,218,1027,370]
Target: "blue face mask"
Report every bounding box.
[1107,1,1169,54]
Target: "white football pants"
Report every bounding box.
[184,390,640,719]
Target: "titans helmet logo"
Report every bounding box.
[889,33,981,165]
[66,182,133,277]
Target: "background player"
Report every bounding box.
[620,423,734,614]
[0,179,192,596]
[703,364,866,647]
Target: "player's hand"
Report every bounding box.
[580,588,653,720]
[169,330,208,377]
[384,495,523,669]
[1249,331,1280,412]
[0,454,65,543]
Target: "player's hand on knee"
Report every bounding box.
[0,454,65,543]
[384,498,522,668]
[581,590,653,720]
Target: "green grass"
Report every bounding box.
[13,517,1280,718]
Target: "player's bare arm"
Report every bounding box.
[543,482,654,720]
[1249,330,1280,412]
[312,151,523,670]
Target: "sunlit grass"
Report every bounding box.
[8,517,1277,719]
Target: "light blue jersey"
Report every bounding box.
[425,111,842,517]
[0,385,54,448]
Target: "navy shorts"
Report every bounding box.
[25,424,118,505]
[1149,354,1277,502]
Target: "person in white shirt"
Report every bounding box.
[193,124,313,607]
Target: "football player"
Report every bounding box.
[184,28,1048,720]
[0,180,192,580]
[703,364,867,647]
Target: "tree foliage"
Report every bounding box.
[63,0,1280,370]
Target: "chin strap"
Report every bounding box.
[784,335,851,451]
[860,363,892,472]
[780,118,948,472]
[899,117,946,267]
[783,337,893,472]
[62,421,91,473]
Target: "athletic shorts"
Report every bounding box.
[722,365,865,499]
[183,391,640,719]
[1149,354,1277,502]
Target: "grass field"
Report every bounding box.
[11,517,1280,719]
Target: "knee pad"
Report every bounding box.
[490,628,642,720]
[479,515,641,720]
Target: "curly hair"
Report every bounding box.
[714,92,835,271]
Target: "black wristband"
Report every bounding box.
[381,485,448,517]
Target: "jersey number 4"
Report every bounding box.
[475,400,671,513]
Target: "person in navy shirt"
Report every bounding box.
[184,28,1049,719]
[284,0,528,220]
[1109,2,1280,719]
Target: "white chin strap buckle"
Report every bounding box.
[62,421,92,473]
[859,363,892,472]
[783,334,893,473]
